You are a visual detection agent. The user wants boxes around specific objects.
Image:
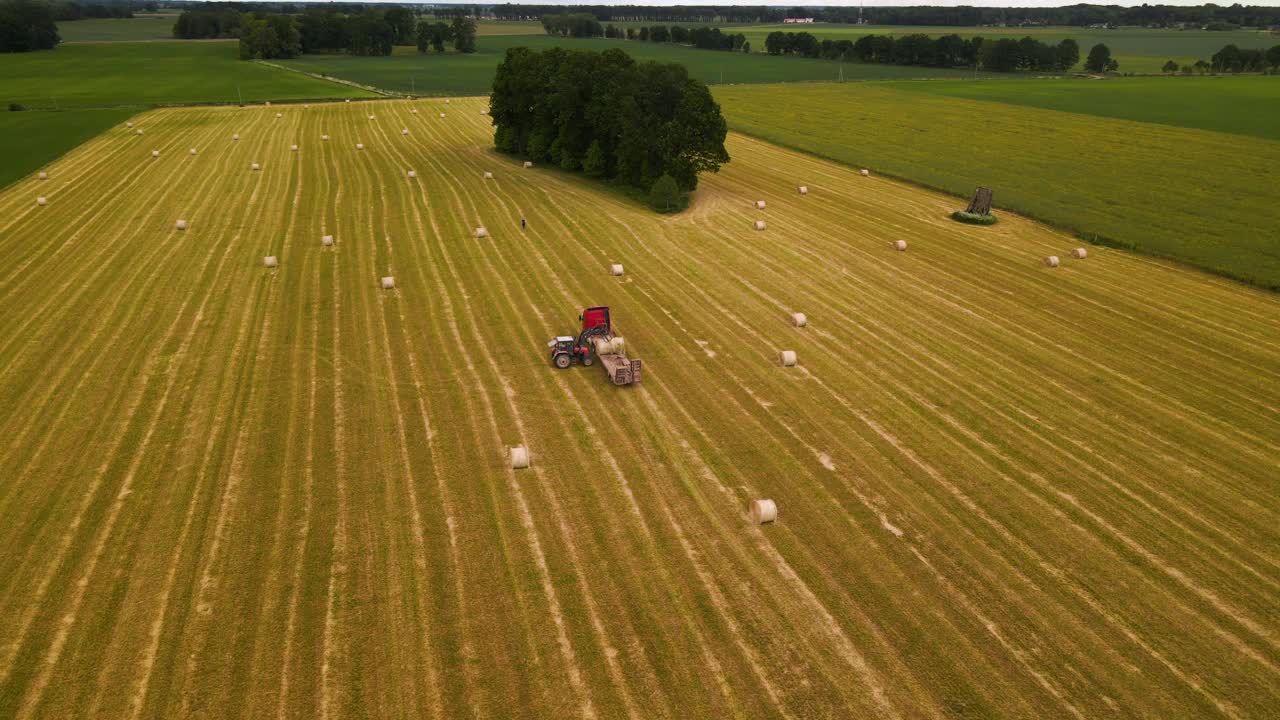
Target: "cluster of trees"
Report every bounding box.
[635,25,749,52]
[0,0,59,52]
[1210,43,1280,72]
[761,30,1088,73]
[223,8,475,60]
[417,16,475,54]
[498,4,1280,28]
[541,12,601,38]
[490,47,728,207]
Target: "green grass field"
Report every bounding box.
[0,97,1276,718]
[56,13,183,42]
[715,82,1280,289]
[0,43,373,109]
[0,109,137,188]
[279,35,1001,97]
[887,75,1280,141]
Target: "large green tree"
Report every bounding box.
[450,15,476,53]
[0,0,60,52]
[1084,43,1113,73]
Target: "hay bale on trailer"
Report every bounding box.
[474,227,488,238]
[322,234,334,246]
[510,446,530,469]
[779,350,797,367]
[264,256,278,268]
[797,185,808,195]
[791,312,807,327]
[894,240,907,251]
[755,200,766,209]
[750,499,777,524]
[610,264,624,276]
[1045,256,1060,268]
[381,276,395,289]
[1072,248,1088,259]
[176,219,188,230]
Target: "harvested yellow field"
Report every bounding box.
[1,98,1277,719]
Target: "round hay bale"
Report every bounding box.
[266,101,271,107]
[894,240,907,251]
[176,219,188,230]
[1045,255,1060,268]
[860,168,870,177]
[610,264,624,276]
[593,337,612,355]
[275,112,282,118]
[232,133,240,141]
[510,446,530,469]
[136,129,144,135]
[151,150,160,158]
[37,196,48,206]
[483,171,493,179]
[264,256,278,268]
[479,110,487,115]
[523,161,533,169]
[1072,247,1088,259]
[750,499,777,524]
[444,98,451,104]
[779,350,797,367]
[410,108,418,114]
[189,148,197,155]
[38,171,47,180]
[367,114,375,120]
[609,336,625,355]
[356,143,364,150]
[126,122,133,128]
[290,144,298,152]
[439,113,446,119]
[407,170,417,178]
[345,99,351,103]
[797,185,809,195]
[401,128,409,136]
[251,162,261,171]
[753,220,766,231]
[755,200,766,209]
[381,276,395,290]
[474,227,489,238]
[304,104,309,109]
[321,234,334,246]
[322,134,329,141]
[791,312,807,327]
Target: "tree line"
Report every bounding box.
[762,30,1093,73]
[0,0,59,52]
[541,14,750,54]
[490,47,728,209]
[497,3,1280,29]
[172,7,476,60]
[1209,43,1280,72]
[49,0,135,21]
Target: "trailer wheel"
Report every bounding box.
[553,353,571,369]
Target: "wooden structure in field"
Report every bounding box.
[966,187,994,215]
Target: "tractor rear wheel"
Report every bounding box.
[553,353,571,369]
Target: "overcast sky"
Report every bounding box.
[448,1,1280,6]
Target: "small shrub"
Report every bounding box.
[649,173,682,213]
[8,103,26,112]
[951,210,998,226]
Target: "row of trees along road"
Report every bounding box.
[764,30,1088,72]
[490,47,729,208]
[231,9,476,59]
[0,0,60,52]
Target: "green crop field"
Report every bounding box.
[279,35,1001,97]
[0,42,373,109]
[716,82,1280,289]
[56,13,184,43]
[1,97,1277,718]
[885,75,1280,140]
[0,109,138,189]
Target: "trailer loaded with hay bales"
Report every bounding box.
[548,305,642,386]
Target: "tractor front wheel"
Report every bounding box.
[582,356,594,367]
[553,353,571,369]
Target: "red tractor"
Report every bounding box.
[547,306,642,386]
